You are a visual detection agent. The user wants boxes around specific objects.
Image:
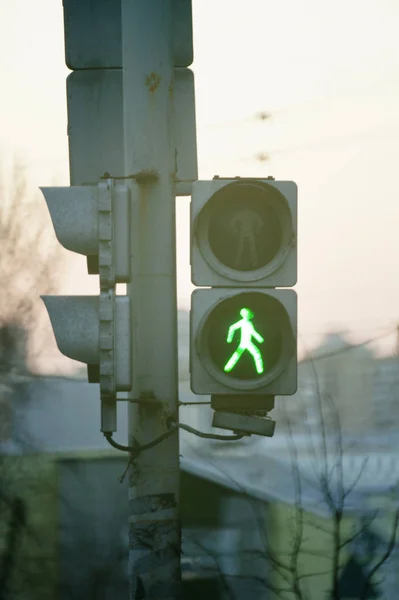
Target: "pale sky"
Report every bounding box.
[0,0,398,364]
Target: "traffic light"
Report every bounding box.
[41,182,131,285]
[191,288,297,396]
[41,180,132,433]
[191,177,296,287]
[190,177,298,433]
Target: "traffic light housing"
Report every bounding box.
[42,294,131,393]
[191,288,297,396]
[191,178,297,287]
[42,182,131,286]
[190,177,298,430]
[41,181,132,433]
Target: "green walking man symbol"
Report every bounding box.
[224,308,265,375]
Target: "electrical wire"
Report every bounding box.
[179,400,211,405]
[204,77,399,131]
[300,327,396,363]
[235,122,399,166]
[104,428,174,455]
[104,422,245,456]
[179,423,245,441]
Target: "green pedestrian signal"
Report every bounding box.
[224,308,265,374]
[190,178,298,429]
[192,290,297,390]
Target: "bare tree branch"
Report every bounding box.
[0,157,62,595]
[282,402,307,600]
[360,507,399,600]
[339,510,379,550]
[302,514,334,537]
[342,457,369,501]
[0,157,61,371]
[296,569,331,582]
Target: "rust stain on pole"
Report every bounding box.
[145,71,161,92]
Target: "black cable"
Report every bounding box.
[179,423,246,441]
[104,432,136,453]
[104,427,175,454]
[104,420,246,456]
[108,422,248,484]
[140,428,176,452]
[179,400,211,406]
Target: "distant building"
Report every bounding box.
[373,355,399,431]
[277,332,376,435]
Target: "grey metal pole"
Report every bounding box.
[122,2,181,599]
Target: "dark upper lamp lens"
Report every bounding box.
[207,182,284,272]
[204,292,291,381]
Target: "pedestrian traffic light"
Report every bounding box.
[41,181,132,433]
[191,288,296,396]
[191,177,297,287]
[190,177,298,404]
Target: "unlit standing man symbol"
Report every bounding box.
[224,308,265,375]
[230,209,263,269]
